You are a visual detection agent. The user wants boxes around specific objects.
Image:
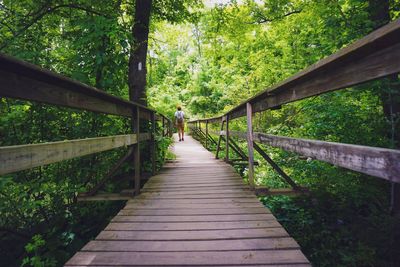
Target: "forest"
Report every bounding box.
[1,0,400,266]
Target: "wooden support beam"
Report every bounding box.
[246,103,255,189]
[215,119,225,159]
[253,142,300,190]
[207,132,218,147]
[228,136,248,160]
[83,147,134,196]
[225,115,230,162]
[151,112,156,176]
[0,134,150,175]
[133,107,141,196]
[205,121,209,149]
[220,136,247,161]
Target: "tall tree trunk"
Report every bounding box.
[128,0,152,105]
[368,0,400,215]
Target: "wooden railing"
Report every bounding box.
[189,19,400,211]
[0,53,172,197]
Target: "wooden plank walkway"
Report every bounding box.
[65,135,310,266]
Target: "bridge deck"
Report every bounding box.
[65,135,310,266]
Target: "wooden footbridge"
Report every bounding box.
[1,18,400,267]
[65,135,310,266]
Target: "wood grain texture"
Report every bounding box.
[66,135,309,266]
[190,19,400,128]
[65,250,309,266]
[0,53,154,119]
[227,130,400,183]
[0,133,150,175]
[81,237,299,251]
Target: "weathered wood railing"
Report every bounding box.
[0,53,172,198]
[189,18,400,212]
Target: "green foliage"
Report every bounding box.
[180,1,400,266]
[0,1,179,266]
[2,0,400,266]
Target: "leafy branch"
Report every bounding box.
[0,3,111,51]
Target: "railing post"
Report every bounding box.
[133,107,141,196]
[225,115,230,162]
[205,120,209,150]
[199,121,203,144]
[246,103,255,189]
[215,118,225,159]
[151,112,156,176]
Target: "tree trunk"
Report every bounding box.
[128,0,152,105]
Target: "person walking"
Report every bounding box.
[175,106,185,141]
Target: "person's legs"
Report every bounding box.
[178,124,184,141]
[181,124,185,141]
[177,124,182,141]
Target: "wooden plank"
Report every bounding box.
[0,54,154,118]
[0,134,150,175]
[135,194,255,199]
[65,250,309,266]
[144,180,244,186]
[140,189,252,195]
[123,202,264,209]
[112,213,276,223]
[142,184,247,191]
[127,197,260,204]
[82,237,299,251]
[67,264,310,267]
[105,221,279,231]
[145,179,243,186]
[97,228,289,241]
[152,174,240,179]
[143,187,251,196]
[145,181,244,187]
[118,207,269,216]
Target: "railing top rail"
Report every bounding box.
[0,53,169,118]
[189,18,400,123]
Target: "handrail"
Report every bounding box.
[0,53,172,122]
[190,18,400,123]
[0,53,172,197]
[188,19,400,207]
[0,133,150,175]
